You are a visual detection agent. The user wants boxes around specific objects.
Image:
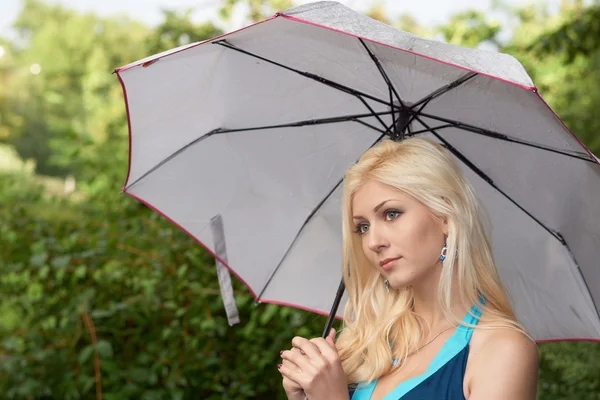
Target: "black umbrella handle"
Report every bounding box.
[321,279,345,338]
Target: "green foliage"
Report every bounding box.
[436,10,501,48]
[219,0,294,23]
[502,1,600,153]
[2,0,151,179]
[528,1,600,63]
[145,10,223,55]
[538,341,600,399]
[0,172,330,399]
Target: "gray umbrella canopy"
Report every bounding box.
[115,1,600,341]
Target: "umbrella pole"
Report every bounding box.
[321,279,345,338]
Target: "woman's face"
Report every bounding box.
[351,180,448,289]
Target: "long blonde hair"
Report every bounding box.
[336,138,526,384]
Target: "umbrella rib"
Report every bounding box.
[399,73,476,136]
[557,232,600,322]
[212,111,394,134]
[256,131,388,301]
[411,72,478,110]
[417,112,595,162]
[123,112,392,191]
[408,124,454,136]
[123,128,221,192]
[214,40,399,123]
[358,38,405,108]
[414,115,565,244]
[353,119,389,135]
[389,85,397,129]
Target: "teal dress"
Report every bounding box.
[350,303,481,400]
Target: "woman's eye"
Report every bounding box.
[355,224,369,235]
[385,210,401,221]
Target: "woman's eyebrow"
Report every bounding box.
[353,199,397,220]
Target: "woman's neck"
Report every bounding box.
[410,266,468,333]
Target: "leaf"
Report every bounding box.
[176,264,188,278]
[26,282,43,301]
[51,255,71,268]
[78,345,94,365]
[129,367,151,383]
[171,391,184,400]
[39,265,50,279]
[91,309,114,319]
[29,252,48,267]
[259,304,279,325]
[95,340,113,358]
[74,265,87,279]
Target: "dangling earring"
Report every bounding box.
[439,239,448,261]
[385,279,390,292]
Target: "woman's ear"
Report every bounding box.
[441,216,449,236]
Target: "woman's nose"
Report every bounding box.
[367,226,389,253]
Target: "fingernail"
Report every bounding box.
[277,364,282,369]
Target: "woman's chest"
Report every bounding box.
[370,346,443,400]
[367,344,471,400]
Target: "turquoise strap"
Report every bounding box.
[352,302,482,400]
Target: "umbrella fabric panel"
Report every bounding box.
[259,182,348,315]
[283,1,534,88]
[361,40,473,106]
[422,75,587,152]
[120,43,227,186]
[469,161,600,341]
[127,122,381,296]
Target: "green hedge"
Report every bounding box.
[0,173,331,399]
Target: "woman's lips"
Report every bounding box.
[380,257,400,271]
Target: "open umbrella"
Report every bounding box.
[114,1,600,341]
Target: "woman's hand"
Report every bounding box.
[278,328,349,400]
[280,348,307,400]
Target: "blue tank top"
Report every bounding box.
[350,303,481,400]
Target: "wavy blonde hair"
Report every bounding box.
[336,137,527,384]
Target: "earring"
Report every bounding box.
[385,279,390,292]
[440,240,448,261]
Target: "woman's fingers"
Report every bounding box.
[277,363,304,386]
[291,336,323,361]
[282,348,303,372]
[326,328,336,345]
[281,347,316,374]
[309,337,339,362]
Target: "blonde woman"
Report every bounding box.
[277,138,538,400]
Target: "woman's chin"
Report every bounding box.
[387,268,430,290]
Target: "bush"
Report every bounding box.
[0,172,331,399]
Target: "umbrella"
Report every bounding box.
[114,1,600,341]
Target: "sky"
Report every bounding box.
[1,0,562,37]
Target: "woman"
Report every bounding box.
[277,138,539,400]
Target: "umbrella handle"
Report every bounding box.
[321,279,345,338]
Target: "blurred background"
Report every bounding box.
[1,0,599,399]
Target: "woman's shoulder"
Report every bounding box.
[465,324,539,398]
[470,325,538,365]
[470,322,538,355]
